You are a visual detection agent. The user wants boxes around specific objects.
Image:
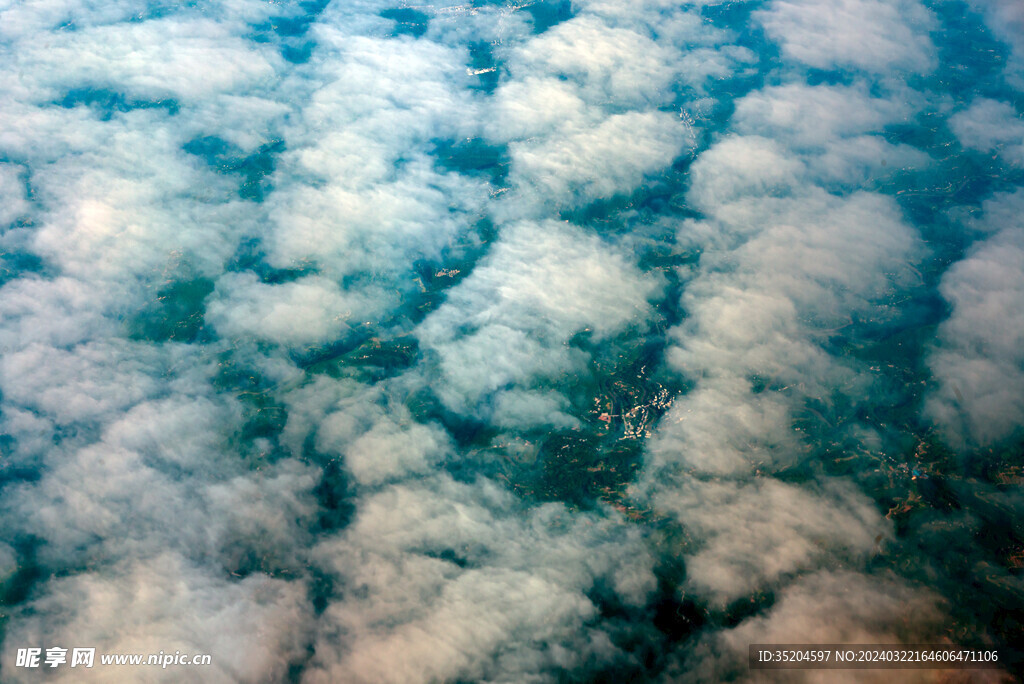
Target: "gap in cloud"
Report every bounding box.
[430,137,510,183]
[0,251,48,289]
[182,135,285,201]
[309,452,357,537]
[467,41,501,93]
[294,333,385,379]
[522,0,575,35]
[227,238,318,285]
[211,356,290,453]
[57,87,180,120]
[409,273,695,517]
[298,335,420,384]
[497,332,686,512]
[123,3,188,25]
[0,538,44,612]
[126,275,215,344]
[927,0,1012,101]
[558,178,687,231]
[568,562,709,681]
[379,7,431,38]
[395,218,501,324]
[249,0,332,63]
[882,104,1024,244]
[804,68,856,87]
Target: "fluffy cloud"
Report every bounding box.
[685,571,948,682]
[506,111,693,211]
[655,478,884,607]
[732,83,918,147]
[509,16,680,106]
[685,135,805,213]
[314,387,453,488]
[484,76,591,143]
[485,0,744,219]
[926,192,1024,448]
[949,98,1024,166]
[756,0,936,74]
[302,475,656,683]
[417,219,661,412]
[207,273,377,349]
[636,32,928,626]
[0,163,29,226]
[12,19,281,101]
[3,554,312,684]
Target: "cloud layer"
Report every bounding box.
[1,0,1022,682]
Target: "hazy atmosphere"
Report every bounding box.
[0,0,1022,681]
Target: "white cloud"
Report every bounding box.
[0,163,29,225]
[637,72,925,617]
[949,98,1024,166]
[266,161,483,279]
[3,554,312,684]
[686,135,804,214]
[253,34,490,340]
[0,0,1010,679]
[303,475,656,683]
[733,83,918,148]
[491,388,581,430]
[484,76,591,143]
[510,16,680,107]
[678,45,758,93]
[0,341,163,427]
[417,219,660,411]
[207,273,373,349]
[926,191,1024,448]
[505,111,693,212]
[652,478,884,607]
[727,84,930,187]
[339,415,451,488]
[646,377,802,477]
[756,0,936,74]
[686,570,947,682]
[10,18,281,102]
